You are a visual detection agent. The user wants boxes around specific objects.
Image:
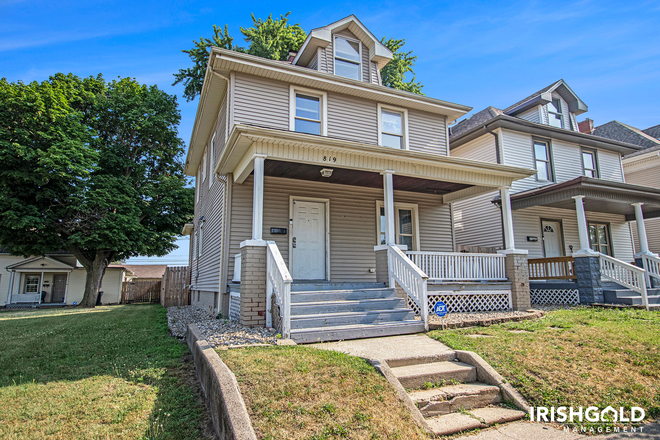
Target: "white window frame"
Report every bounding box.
[195,169,201,203]
[289,86,328,136]
[24,274,41,294]
[192,230,198,261]
[209,134,216,189]
[375,201,420,251]
[201,147,208,184]
[377,104,409,150]
[547,97,565,129]
[532,139,554,182]
[580,147,599,178]
[333,35,362,81]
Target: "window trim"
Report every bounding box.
[547,97,565,129]
[209,134,216,188]
[377,103,409,150]
[375,201,420,251]
[580,147,599,178]
[24,274,41,294]
[201,146,207,182]
[333,35,362,81]
[289,86,328,136]
[195,169,201,203]
[587,221,614,257]
[532,138,555,182]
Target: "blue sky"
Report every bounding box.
[2,0,659,264]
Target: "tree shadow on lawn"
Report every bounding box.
[0,305,214,439]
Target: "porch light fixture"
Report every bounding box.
[320,168,333,178]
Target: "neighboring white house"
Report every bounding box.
[1,252,126,306]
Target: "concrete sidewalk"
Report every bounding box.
[455,421,659,439]
[310,333,453,360]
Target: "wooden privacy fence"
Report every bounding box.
[161,266,190,308]
[528,256,577,280]
[122,279,161,304]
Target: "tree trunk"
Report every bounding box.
[69,248,114,308]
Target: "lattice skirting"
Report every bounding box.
[408,293,512,315]
[530,289,580,305]
[229,293,240,321]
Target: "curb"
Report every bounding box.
[429,310,545,330]
[186,324,258,440]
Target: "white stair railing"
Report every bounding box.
[599,253,649,310]
[640,254,660,288]
[266,241,293,338]
[387,244,429,331]
[407,251,506,281]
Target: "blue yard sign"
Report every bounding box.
[434,301,448,317]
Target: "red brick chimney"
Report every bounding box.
[578,118,594,134]
[287,51,298,63]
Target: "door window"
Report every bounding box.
[588,223,611,256]
[378,204,418,250]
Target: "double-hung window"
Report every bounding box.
[533,140,553,182]
[581,148,598,178]
[334,36,361,80]
[378,105,408,149]
[376,202,419,250]
[24,275,40,294]
[548,98,564,128]
[290,87,327,136]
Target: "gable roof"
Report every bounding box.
[6,256,76,270]
[292,15,392,69]
[643,124,660,140]
[502,79,588,116]
[123,264,167,279]
[450,106,504,138]
[593,121,660,158]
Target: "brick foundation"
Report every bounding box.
[239,244,267,327]
[500,251,531,311]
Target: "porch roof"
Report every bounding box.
[6,256,75,271]
[215,124,536,204]
[494,177,660,219]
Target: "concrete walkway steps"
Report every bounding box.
[391,361,477,389]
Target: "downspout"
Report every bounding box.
[485,124,506,247]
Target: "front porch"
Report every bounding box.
[216,125,536,341]
[5,257,73,306]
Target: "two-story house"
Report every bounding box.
[182,16,536,342]
[450,80,660,306]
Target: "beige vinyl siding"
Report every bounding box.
[233,73,289,130]
[597,149,624,182]
[512,205,634,261]
[408,110,447,156]
[228,175,451,282]
[627,161,660,253]
[371,62,379,85]
[624,165,660,188]
[308,52,318,70]
[631,218,660,255]
[517,106,541,123]
[501,129,540,193]
[326,92,378,144]
[450,134,502,248]
[552,139,583,182]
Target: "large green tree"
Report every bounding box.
[380,38,424,95]
[0,73,194,307]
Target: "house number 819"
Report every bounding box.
[323,155,337,163]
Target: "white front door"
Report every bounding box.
[542,220,562,258]
[292,200,326,280]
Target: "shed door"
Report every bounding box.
[542,221,562,258]
[292,200,326,280]
[52,274,67,303]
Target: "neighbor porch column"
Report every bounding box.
[252,155,266,241]
[572,195,595,255]
[632,203,655,256]
[500,187,515,250]
[382,170,396,246]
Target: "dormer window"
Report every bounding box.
[334,36,361,80]
[548,98,564,128]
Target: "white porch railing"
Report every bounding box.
[232,254,241,282]
[640,254,660,287]
[266,241,293,338]
[599,253,649,310]
[387,245,429,331]
[407,252,506,281]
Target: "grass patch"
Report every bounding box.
[219,346,428,439]
[0,305,208,439]
[429,307,660,427]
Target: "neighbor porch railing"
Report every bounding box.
[528,256,576,280]
[266,241,293,338]
[640,254,660,287]
[599,253,649,310]
[387,245,429,331]
[407,252,506,281]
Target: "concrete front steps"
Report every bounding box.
[290,283,424,344]
[389,354,525,436]
[602,282,660,306]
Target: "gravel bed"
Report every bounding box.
[167,305,277,348]
[429,309,531,325]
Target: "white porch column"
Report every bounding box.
[632,203,655,256]
[572,195,596,255]
[500,187,515,250]
[252,155,266,241]
[6,271,14,305]
[382,171,396,245]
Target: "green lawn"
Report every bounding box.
[220,346,429,440]
[429,307,660,426]
[0,305,209,439]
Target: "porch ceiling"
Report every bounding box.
[264,160,472,194]
[503,177,660,219]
